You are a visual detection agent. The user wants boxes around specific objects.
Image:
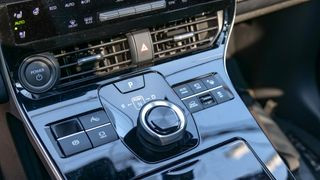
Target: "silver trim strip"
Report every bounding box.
[57,131,85,141]
[85,123,111,132]
[181,85,223,101]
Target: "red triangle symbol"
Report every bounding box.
[141,43,149,52]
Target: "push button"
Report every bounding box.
[51,118,82,139]
[188,80,207,94]
[174,84,193,98]
[25,61,51,87]
[79,110,110,130]
[58,132,92,156]
[127,29,154,63]
[211,87,234,104]
[114,75,144,93]
[183,97,203,113]
[86,124,118,147]
[201,75,222,89]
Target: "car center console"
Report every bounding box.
[0,0,295,179]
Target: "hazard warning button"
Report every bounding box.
[127,29,154,63]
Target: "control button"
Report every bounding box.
[199,93,217,108]
[114,75,144,93]
[174,84,193,98]
[146,106,180,135]
[99,10,119,22]
[79,110,111,130]
[67,18,79,29]
[211,87,234,104]
[188,80,207,94]
[138,100,187,146]
[58,132,92,156]
[201,75,222,89]
[134,4,152,14]
[63,1,76,8]
[86,124,118,147]
[183,97,203,113]
[127,29,154,63]
[118,7,135,17]
[25,61,51,87]
[151,0,167,10]
[51,118,83,139]
[82,15,95,25]
[19,54,60,93]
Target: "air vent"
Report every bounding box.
[53,35,132,88]
[150,11,223,60]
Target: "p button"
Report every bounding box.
[114,75,145,93]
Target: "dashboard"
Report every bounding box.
[0,0,299,179]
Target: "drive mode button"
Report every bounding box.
[114,75,145,93]
[25,61,51,87]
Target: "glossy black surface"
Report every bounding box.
[0,0,296,179]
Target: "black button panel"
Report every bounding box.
[173,73,234,113]
[51,110,118,157]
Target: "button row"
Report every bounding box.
[173,74,234,113]
[51,110,118,156]
[174,74,222,99]
[99,0,166,22]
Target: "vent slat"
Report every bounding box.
[150,11,221,60]
[52,35,132,87]
[150,16,218,35]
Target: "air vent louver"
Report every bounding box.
[53,36,132,88]
[150,11,222,60]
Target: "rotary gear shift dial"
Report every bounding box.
[137,100,187,146]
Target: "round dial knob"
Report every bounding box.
[19,54,60,93]
[138,100,187,146]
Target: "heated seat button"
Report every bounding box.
[58,132,92,156]
[79,110,111,130]
[188,80,207,94]
[114,75,145,93]
[211,87,234,104]
[25,61,51,87]
[201,75,222,89]
[86,124,118,147]
[183,97,203,113]
[174,84,193,98]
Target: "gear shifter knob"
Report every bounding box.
[137,100,187,146]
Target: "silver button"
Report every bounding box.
[134,4,152,14]
[99,10,119,22]
[151,0,166,10]
[118,7,135,17]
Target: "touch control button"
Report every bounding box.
[188,80,207,94]
[79,111,110,130]
[174,84,193,98]
[183,97,203,113]
[201,75,222,89]
[25,61,51,87]
[86,124,118,147]
[58,132,92,156]
[114,75,144,93]
[211,87,234,104]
